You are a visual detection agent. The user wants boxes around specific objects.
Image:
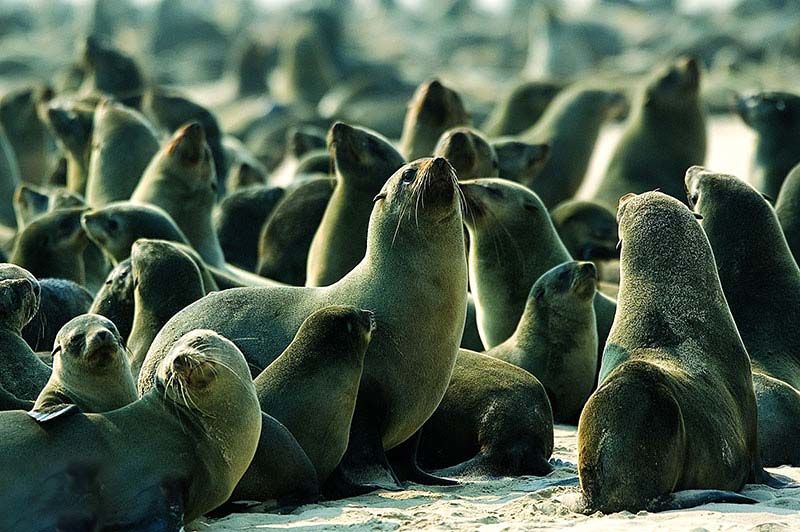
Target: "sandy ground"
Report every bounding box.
[199,426,800,531]
[192,118,796,531]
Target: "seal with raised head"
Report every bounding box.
[520,85,625,207]
[579,191,765,513]
[417,349,554,477]
[399,80,470,161]
[433,127,498,181]
[89,258,135,342]
[40,100,95,196]
[130,122,225,267]
[127,238,210,378]
[79,36,144,109]
[306,122,404,286]
[255,305,374,483]
[85,99,160,207]
[0,264,50,402]
[460,178,615,363]
[735,91,800,199]
[592,57,706,207]
[487,261,598,424]
[140,157,468,494]
[82,201,190,265]
[0,328,262,529]
[482,80,563,137]
[33,314,135,415]
[686,166,800,466]
[550,199,618,261]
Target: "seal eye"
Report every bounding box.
[401,168,416,185]
[52,345,62,357]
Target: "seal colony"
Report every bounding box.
[1,1,800,529]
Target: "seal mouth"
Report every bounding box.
[571,262,598,299]
[413,156,458,208]
[85,344,119,368]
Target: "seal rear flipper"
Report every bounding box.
[387,430,458,486]
[28,403,81,423]
[646,490,758,512]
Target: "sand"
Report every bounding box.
[198,426,800,531]
[195,119,793,531]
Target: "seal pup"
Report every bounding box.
[40,101,95,195]
[0,265,50,401]
[10,207,90,289]
[215,186,285,272]
[127,239,210,378]
[89,259,135,342]
[417,349,554,477]
[735,91,800,199]
[487,261,598,424]
[592,57,706,207]
[492,139,550,184]
[0,328,261,529]
[686,166,800,466]
[33,314,135,414]
[22,278,93,352]
[461,178,616,362]
[255,306,374,483]
[85,99,160,207]
[130,122,225,267]
[306,122,404,286]
[580,191,765,513]
[776,162,800,262]
[482,80,563,137]
[257,177,335,286]
[82,201,190,265]
[520,85,625,207]
[550,200,618,261]
[399,80,470,161]
[141,157,467,494]
[433,127,498,181]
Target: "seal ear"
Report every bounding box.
[760,192,775,205]
[373,192,387,202]
[692,212,703,220]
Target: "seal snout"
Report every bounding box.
[170,122,206,165]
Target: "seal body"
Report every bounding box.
[487,261,598,424]
[580,192,761,513]
[687,167,800,466]
[592,57,706,207]
[141,158,467,470]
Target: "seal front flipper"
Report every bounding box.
[387,430,458,486]
[646,490,758,512]
[27,403,81,423]
[321,391,401,499]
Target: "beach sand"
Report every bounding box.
[196,118,794,531]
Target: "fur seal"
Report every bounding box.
[41,101,95,195]
[268,125,328,186]
[399,80,470,161]
[417,349,553,476]
[0,265,50,401]
[85,99,160,207]
[550,200,618,261]
[22,278,94,352]
[89,259,134,342]
[776,162,800,262]
[492,139,550,184]
[227,161,266,191]
[433,127,498,181]
[215,185,286,273]
[306,122,405,286]
[140,157,467,493]
[0,123,20,228]
[10,207,90,289]
[592,57,706,207]
[0,84,53,185]
[482,80,563,137]
[735,91,800,199]
[461,178,616,363]
[487,261,597,424]
[257,177,335,286]
[13,184,84,229]
[131,122,225,267]
[686,166,800,466]
[255,305,374,483]
[33,314,135,414]
[520,85,625,207]
[580,191,764,513]
[82,201,190,265]
[127,239,210,378]
[80,36,144,109]
[0,328,261,529]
